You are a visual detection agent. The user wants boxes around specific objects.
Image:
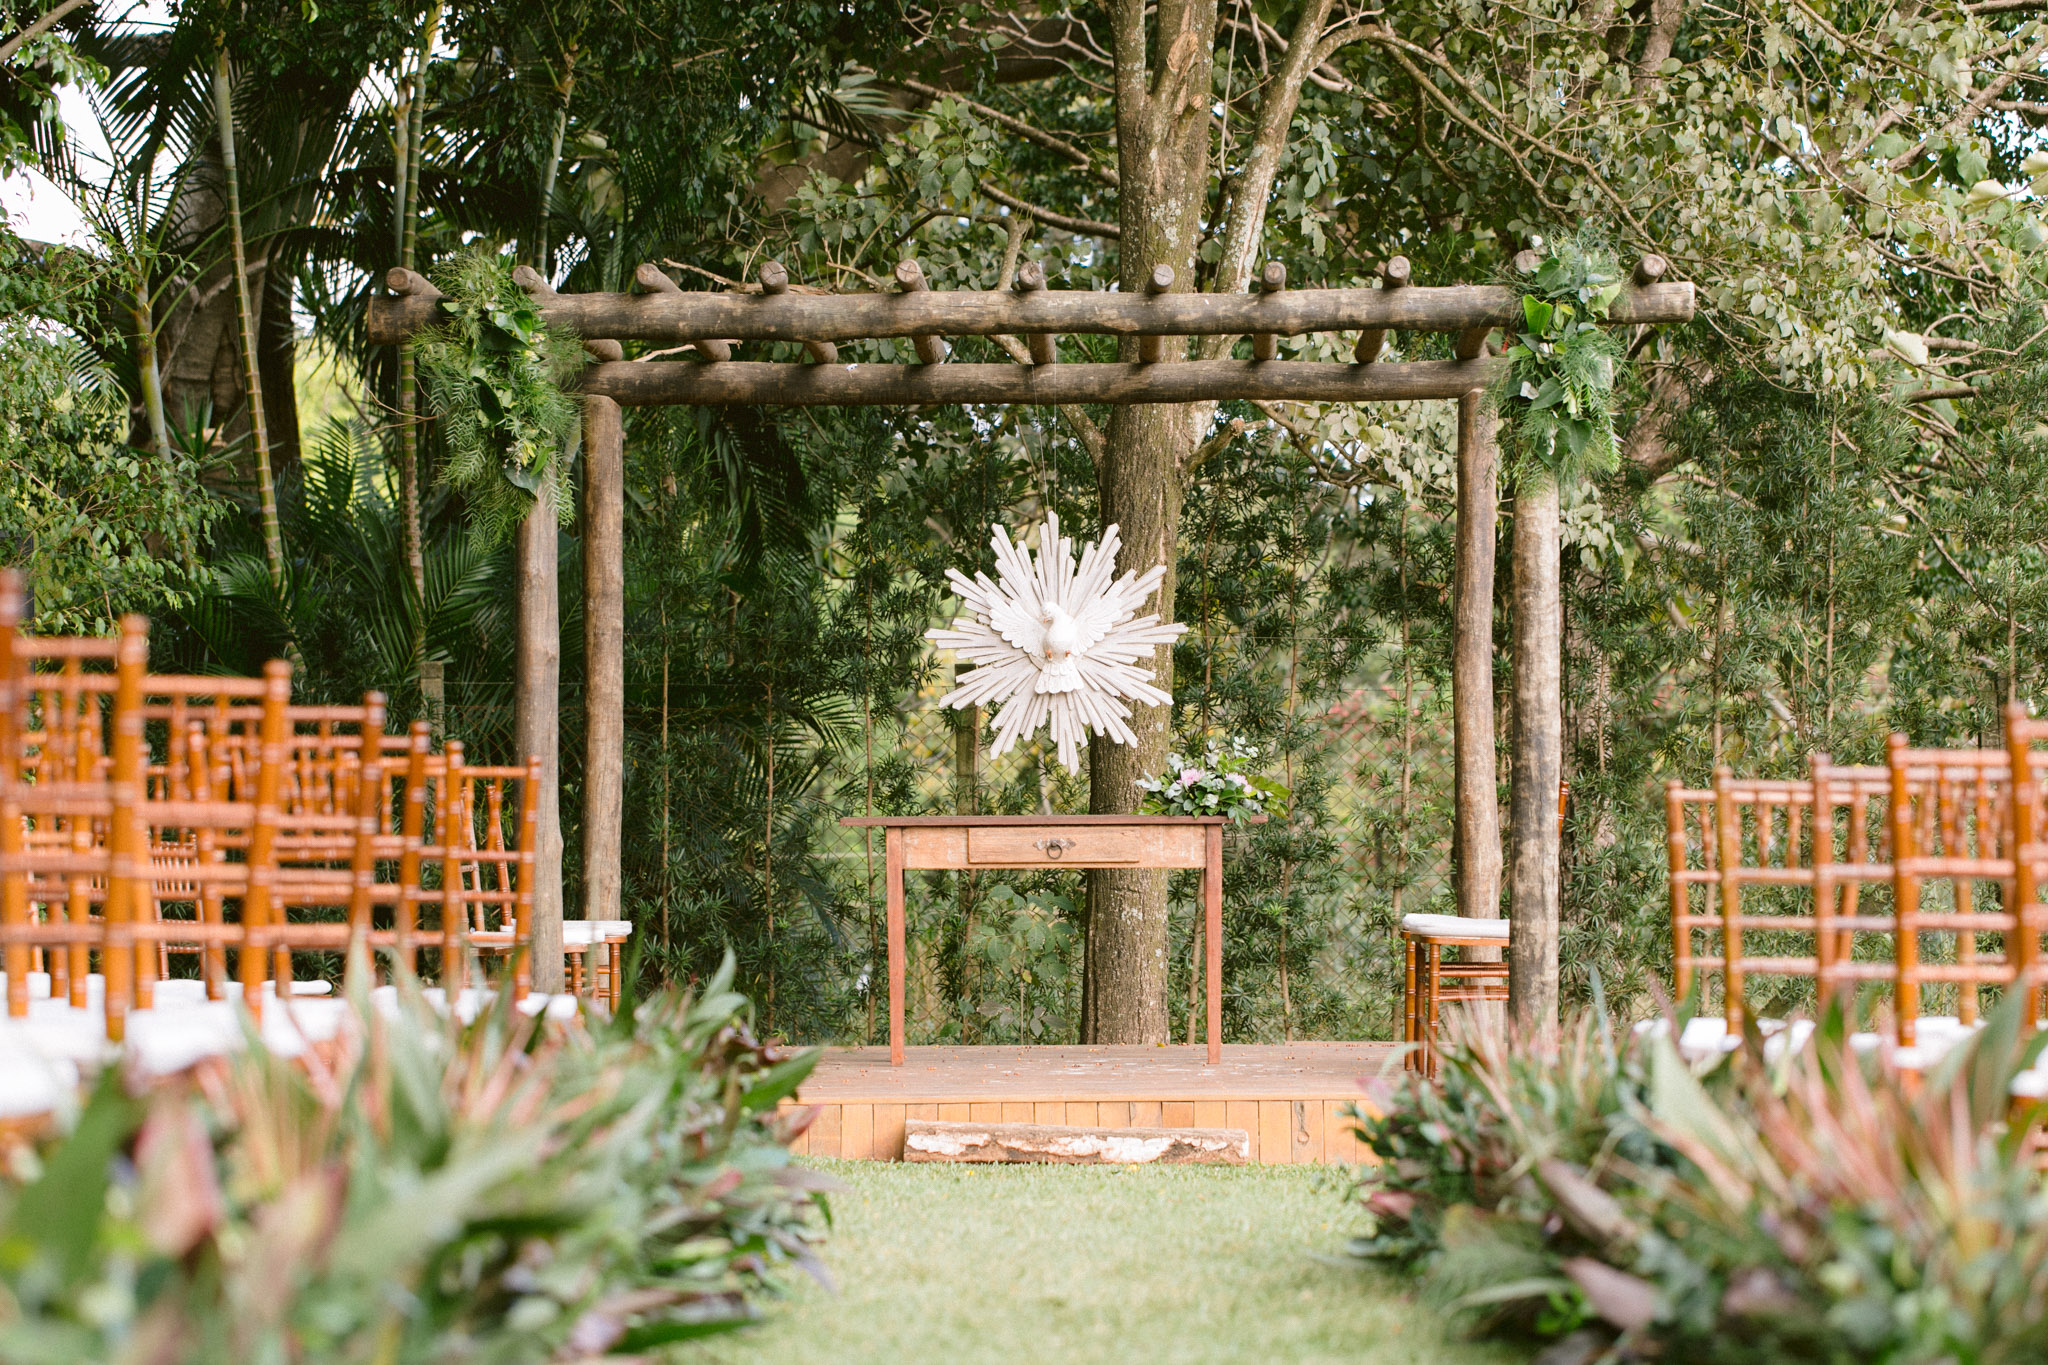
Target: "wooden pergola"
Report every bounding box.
[368,255,1695,1008]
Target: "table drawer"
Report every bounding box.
[966,826,1145,865]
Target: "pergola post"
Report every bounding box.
[1507,471,1563,1047]
[582,393,626,925]
[516,477,566,992]
[1453,390,1503,925]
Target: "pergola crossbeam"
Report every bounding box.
[370,264,1694,352]
[577,357,1505,406]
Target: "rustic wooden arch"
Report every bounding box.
[369,254,1695,1016]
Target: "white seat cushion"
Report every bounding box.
[1400,913,1509,940]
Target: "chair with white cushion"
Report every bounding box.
[1400,912,1509,1075]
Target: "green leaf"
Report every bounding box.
[740,1050,821,1112]
[6,1072,137,1288]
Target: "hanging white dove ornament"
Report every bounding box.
[926,514,1187,773]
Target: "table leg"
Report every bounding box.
[887,830,906,1066]
[1205,824,1223,1065]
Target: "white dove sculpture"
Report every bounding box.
[926,514,1188,773]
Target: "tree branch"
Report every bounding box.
[1887,35,2048,173]
[0,0,91,64]
[893,76,1117,186]
[977,178,1121,238]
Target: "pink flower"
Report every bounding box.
[1181,768,1206,785]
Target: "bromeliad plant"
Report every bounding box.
[0,957,826,1362]
[416,250,584,547]
[1498,241,1626,491]
[1137,735,1287,824]
[1346,994,2048,1363]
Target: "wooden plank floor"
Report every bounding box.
[785,1043,1401,1166]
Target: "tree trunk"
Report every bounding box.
[257,258,300,472]
[517,480,566,991]
[130,286,171,461]
[212,46,283,589]
[1508,472,1562,1046]
[397,1,441,719]
[1454,391,1503,923]
[580,395,624,923]
[1084,0,1216,1046]
[1086,411,1189,1043]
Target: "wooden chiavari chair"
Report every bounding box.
[0,597,149,1038]
[1806,757,1893,1008]
[1886,737,2018,1052]
[1666,771,1823,1034]
[445,752,542,999]
[1665,780,1720,1007]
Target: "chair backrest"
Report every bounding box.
[2008,704,2048,1024]
[1711,770,1829,1029]
[1665,780,1719,1002]
[0,583,150,1036]
[445,753,542,997]
[1807,756,1892,1006]
[1887,735,2016,1045]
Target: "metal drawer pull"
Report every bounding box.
[1034,837,1078,859]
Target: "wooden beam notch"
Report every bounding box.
[385,266,441,300]
[1139,263,1175,365]
[635,262,728,361]
[512,264,557,298]
[1013,260,1056,366]
[1355,256,1408,364]
[761,261,837,364]
[894,259,947,365]
[1251,261,1286,362]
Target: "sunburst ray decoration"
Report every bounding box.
[927,514,1187,773]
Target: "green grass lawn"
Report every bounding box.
[695,1161,1516,1365]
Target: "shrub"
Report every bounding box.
[1346,996,2048,1363]
[0,959,824,1362]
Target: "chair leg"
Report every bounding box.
[1403,936,1419,1073]
[1425,946,1443,1079]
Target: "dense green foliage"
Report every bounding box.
[0,234,219,632]
[1347,1001,2048,1361]
[8,0,2048,1044]
[0,964,824,1361]
[416,251,583,546]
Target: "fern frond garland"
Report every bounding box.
[416,250,582,547]
[1496,241,1627,492]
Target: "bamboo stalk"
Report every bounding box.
[213,46,282,588]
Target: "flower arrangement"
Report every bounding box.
[1136,736,1287,824]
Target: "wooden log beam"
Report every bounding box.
[902,1119,1250,1164]
[369,274,1697,346]
[1014,260,1056,365]
[581,395,625,925]
[577,357,1506,406]
[1354,256,1409,364]
[1251,261,1286,361]
[1139,263,1176,364]
[1453,390,1504,927]
[894,259,947,365]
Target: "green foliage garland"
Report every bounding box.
[417,251,583,547]
[1498,242,1627,491]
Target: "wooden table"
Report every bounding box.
[840,816,1247,1065]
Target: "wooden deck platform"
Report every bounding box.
[784,1043,1402,1165]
